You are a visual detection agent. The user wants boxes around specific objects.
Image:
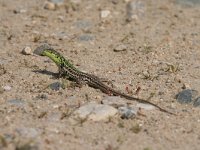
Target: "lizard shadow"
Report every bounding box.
[33,69,58,77]
[33,69,75,81]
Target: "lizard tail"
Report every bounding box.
[110,88,176,115]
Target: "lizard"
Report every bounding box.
[34,44,176,115]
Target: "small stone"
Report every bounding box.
[100,10,111,18]
[136,103,155,110]
[7,99,25,106]
[22,46,32,55]
[118,106,138,119]
[58,16,64,22]
[52,31,68,40]
[49,0,64,4]
[182,83,191,89]
[47,112,62,122]
[176,0,200,6]
[124,0,131,2]
[49,0,64,8]
[75,20,92,29]
[44,1,56,10]
[176,89,198,104]
[70,0,81,3]
[78,34,94,41]
[49,82,62,91]
[73,103,118,121]
[13,9,27,14]
[0,58,8,65]
[126,0,145,22]
[113,44,127,52]
[19,9,27,13]
[102,96,127,107]
[3,85,11,91]
[193,97,200,107]
[15,127,39,138]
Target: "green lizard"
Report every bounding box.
[34,44,175,115]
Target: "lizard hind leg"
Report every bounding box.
[58,66,66,78]
[72,77,87,88]
[89,74,114,87]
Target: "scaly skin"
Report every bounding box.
[34,44,176,115]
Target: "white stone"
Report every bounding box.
[3,85,11,91]
[73,103,118,121]
[44,1,56,10]
[22,46,32,55]
[16,127,39,138]
[114,44,127,52]
[100,10,111,18]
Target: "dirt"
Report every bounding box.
[1,0,200,149]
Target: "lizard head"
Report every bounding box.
[34,43,53,56]
[34,44,64,66]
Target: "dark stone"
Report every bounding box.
[118,106,137,119]
[49,82,62,91]
[176,0,200,6]
[176,89,198,104]
[7,99,25,106]
[75,20,92,29]
[78,34,94,41]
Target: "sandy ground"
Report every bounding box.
[1,0,200,149]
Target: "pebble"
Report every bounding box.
[136,103,155,110]
[0,58,8,65]
[15,127,39,138]
[176,0,200,6]
[58,15,64,22]
[73,103,118,121]
[22,46,32,55]
[124,0,131,2]
[3,85,11,91]
[113,44,127,52]
[49,0,64,8]
[52,31,68,40]
[126,0,145,22]
[102,96,127,107]
[13,9,27,14]
[47,112,62,122]
[49,82,62,91]
[7,99,25,106]
[78,34,94,41]
[49,0,64,4]
[100,10,111,18]
[118,106,138,119]
[176,89,198,104]
[44,1,56,10]
[75,20,92,29]
[70,0,81,3]
[193,97,200,107]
